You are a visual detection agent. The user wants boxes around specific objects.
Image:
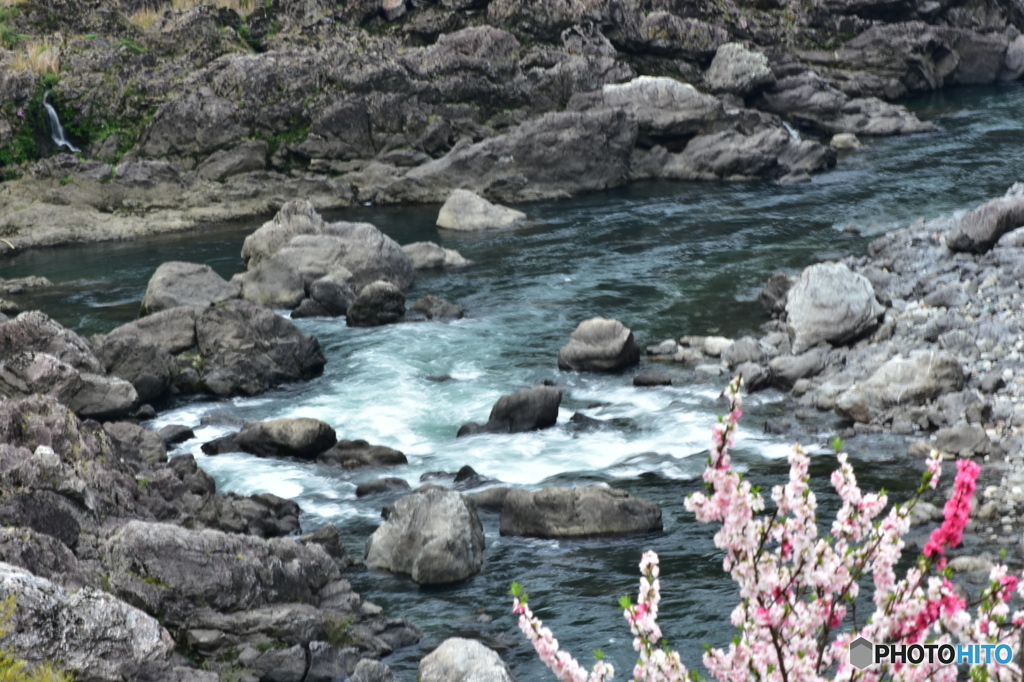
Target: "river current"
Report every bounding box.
[4,83,1024,679]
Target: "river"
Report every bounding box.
[4,82,1024,679]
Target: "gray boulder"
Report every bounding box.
[234,418,338,459]
[352,659,403,682]
[437,189,526,231]
[786,262,884,354]
[458,385,562,437]
[419,638,516,682]
[347,281,406,327]
[103,307,199,355]
[770,349,827,389]
[402,242,469,269]
[318,440,408,468]
[599,76,722,145]
[356,477,412,498]
[241,199,327,269]
[758,273,794,314]
[194,140,268,181]
[308,269,357,316]
[834,351,965,423]
[141,262,239,316]
[557,318,640,372]
[0,350,137,419]
[96,335,178,403]
[104,421,168,467]
[0,310,103,373]
[934,424,990,457]
[721,336,768,368]
[500,486,662,537]
[0,561,175,681]
[946,195,1024,254]
[705,43,775,96]
[407,295,465,321]
[365,487,485,585]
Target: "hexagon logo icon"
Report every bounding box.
[850,637,874,670]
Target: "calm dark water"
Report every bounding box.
[2,82,1023,679]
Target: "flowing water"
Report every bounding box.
[43,92,80,154]
[4,82,1024,679]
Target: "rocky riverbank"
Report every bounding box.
[1,0,1022,248]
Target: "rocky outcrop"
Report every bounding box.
[419,638,517,682]
[500,486,663,537]
[558,318,641,372]
[705,43,775,96]
[233,418,338,459]
[347,281,407,327]
[946,189,1024,254]
[458,385,562,437]
[141,261,239,315]
[834,350,965,422]
[436,189,527,231]
[365,487,485,585]
[402,242,469,269]
[786,262,885,354]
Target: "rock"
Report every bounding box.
[407,295,465,321]
[402,242,469,269]
[347,281,406,327]
[0,350,138,419]
[0,561,174,680]
[557,318,640,372]
[758,273,794,315]
[200,434,242,455]
[309,270,357,317]
[194,140,268,181]
[599,76,722,145]
[241,199,326,269]
[104,421,168,467]
[500,486,662,537]
[830,133,861,150]
[736,362,771,392]
[948,556,994,573]
[834,351,965,423]
[786,262,884,354]
[319,440,408,468]
[634,373,672,386]
[234,418,338,459]
[291,298,331,319]
[0,527,86,590]
[923,286,969,309]
[195,300,326,396]
[722,336,768,368]
[646,340,679,356]
[419,638,516,682]
[457,385,562,437]
[934,424,990,457]
[437,189,527,231]
[356,477,412,498]
[234,237,352,309]
[351,659,402,682]
[1000,35,1024,81]
[0,310,103,373]
[141,262,239,315]
[382,0,406,20]
[471,487,511,511]
[770,349,827,389]
[365,487,485,585]
[95,335,178,404]
[946,195,1024,254]
[158,424,195,446]
[701,336,734,357]
[103,308,199,356]
[705,43,774,96]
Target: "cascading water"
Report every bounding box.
[782,120,802,142]
[43,91,80,153]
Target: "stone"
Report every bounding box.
[141,262,239,315]
[834,350,964,423]
[457,385,562,436]
[758,273,794,315]
[946,195,1024,254]
[419,638,516,682]
[96,335,178,404]
[705,43,774,96]
[194,140,268,181]
[347,281,406,327]
[830,133,861,149]
[158,424,195,446]
[234,418,338,459]
[308,270,357,317]
[721,336,768,368]
[0,310,103,373]
[356,477,412,498]
[558,318,640,372]
[786,262,884,354]
[402,241,469,269]
[364,487,485,585]
[634,373,672,386]
[600,76,722,144]
[104,421,168,466]
[1000,35,1024,81]
[934,423,990,457]
[436,189,527,231]
[500,486,662,537]
[103,308,199,356]
[769,349,827,389]
[407,295,465,321]
[318,440,408,468]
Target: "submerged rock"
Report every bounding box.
[419,638,516,682]
[436,189,526,231]
[457,385,562,436]
[500,486,663,537]
[558,318,640,372]
[406,295,465,321]
[319,440,408,468]
[365,487,485,585]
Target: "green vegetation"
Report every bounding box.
[322,613,357,649]
[0,596,73,681]
[0,7,27,50]
[118,38,146,55]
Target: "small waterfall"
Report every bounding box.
[782,121,802,142]
[43,91,80,153]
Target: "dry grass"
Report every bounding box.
[10,38,59,75]
[170,0,255,16]
[0,0,26,8]
[129,6,162,29]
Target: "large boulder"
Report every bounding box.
[241,199,326,269]
[318,440,408,468]
[0,350,137,419]
[102,307,199,355]
[599,76,723,146]
[436,189,526,231]
[834,350,965,423]
[946,194,1024,254]
[0,310,103,373]
[346,281,406,327]
[0,561,175,681]
[234,236,350,309]
[704,43,775,96]
[364,487,485,585]
[307,270,357,317]
[457,385,562,437]
[141,262,239,316]
[95,335,178,404]
[557,318,640,372]
[500,486,663,537]
[419,638,516,682]
[234,418,338,459]
[407,295,465,322]
[785,262,884,354]
[402,242,469,269]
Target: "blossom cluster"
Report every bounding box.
[512,376,1024,681]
